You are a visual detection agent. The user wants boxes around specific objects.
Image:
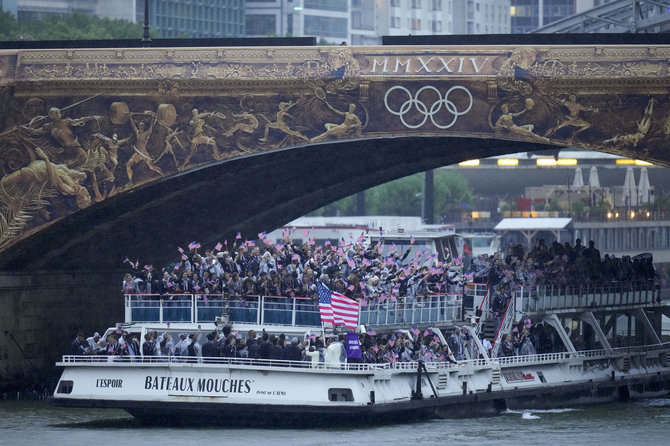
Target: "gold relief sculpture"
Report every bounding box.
[127,114,163,184]
[496,47,538,95]
[2,44,670,254]
[603,98,656,149]
[310,88,364,143]
[494,98,550,144]
[259,101,310,145]
[181,109,227,169]
[544,94,598,141]
[0,146,91,248]
[92,132,131,196]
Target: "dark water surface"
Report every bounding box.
[1,399,670,446]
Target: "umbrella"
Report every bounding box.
[572,167,584,188]
[637,167,651,204]
[588,166,600,188]
[623,167,637,207]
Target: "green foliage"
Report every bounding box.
[0,10,19,40]
[311,170,474,218]
[571,200,586,217]
[0,13,151,41]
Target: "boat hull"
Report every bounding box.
[50,352,670,426]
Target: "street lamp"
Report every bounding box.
[142,0,151,47]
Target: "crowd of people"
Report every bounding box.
[71,324,487,366]
[122,232,466,305]
[473,238,657,291]
[122,234,657,308]
[112,234,659,363]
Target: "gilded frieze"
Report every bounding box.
[0,44,669,252]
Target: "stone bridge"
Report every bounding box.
[0,42,669,272]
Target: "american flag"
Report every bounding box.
[317,283,359,329]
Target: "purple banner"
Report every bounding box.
[345,332,362,359]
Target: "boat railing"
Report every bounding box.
[517,280,659,313]
[124,293,463,327]
[494,342,670,366]
[489,296,515,359]
[58,354,394,371]
[59,342,670,371]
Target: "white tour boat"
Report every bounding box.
[51,282,670,426]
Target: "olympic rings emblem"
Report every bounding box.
[384,85,473,129]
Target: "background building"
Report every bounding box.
[13,0,136,22]
[139,0,245,38]
[0,0,17,17]
[510,0,576,33]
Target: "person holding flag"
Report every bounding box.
[317,282,359,330]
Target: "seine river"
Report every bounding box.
[2,399,670,446]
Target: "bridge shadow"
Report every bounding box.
[1,136,552,271]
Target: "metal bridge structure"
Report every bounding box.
[534,0,670,33]
[1,39,670,271]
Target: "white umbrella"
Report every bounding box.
[638,167,651,204]
[623,166,638,207]
[588,166,600,188]
[572,167,584,187]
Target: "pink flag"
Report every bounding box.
[388,338,395,347]
[214,242,223,251]
[235,232,242,239]
[346,258,355,268]
[178,247,184,254]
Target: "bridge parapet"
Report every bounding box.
[1,44,670,264]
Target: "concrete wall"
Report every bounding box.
[0,271,123,394]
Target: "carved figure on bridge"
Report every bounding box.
[494,99,549,144]
[544,94,598,140]
[496,47,538,95]
[127,114,164,185]
[603,98,655,149]
[181,108,226,169]
[311,103,363,143]
[155,125,183,168]
[25,107,97,168]
[259,101,309,144]
[0,146,91,246]
[223,111,259,137]
[92,132,131,184]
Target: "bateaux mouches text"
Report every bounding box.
[145,375,252,394]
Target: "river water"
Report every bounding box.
[2,399,670,446]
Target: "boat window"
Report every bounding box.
[328,388,354,402]
[57,380,73,394]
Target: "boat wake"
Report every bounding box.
[637,398,670,407]
[504,408,578,419]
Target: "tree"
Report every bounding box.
[310,170,474,219]
[0,13,152,41]
[0,10,19,40]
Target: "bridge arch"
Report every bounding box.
[0,43,669,270]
